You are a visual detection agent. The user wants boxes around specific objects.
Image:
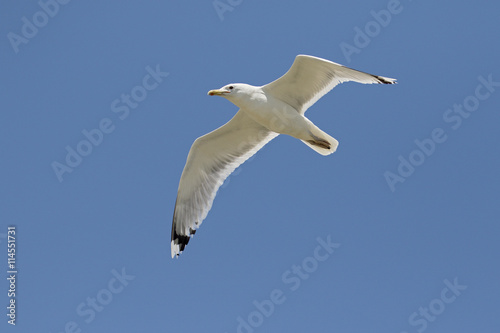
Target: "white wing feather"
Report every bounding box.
[171,110,278,257]
[262,55,396,114]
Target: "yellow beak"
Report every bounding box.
[207,89,227,96]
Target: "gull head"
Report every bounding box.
[207,83,257,103]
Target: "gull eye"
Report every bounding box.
[229,86,234,90]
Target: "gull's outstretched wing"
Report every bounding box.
[171,110,278,257]
[262,55,396,114]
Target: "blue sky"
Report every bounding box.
[1,1,499,332]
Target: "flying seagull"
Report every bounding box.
[171,55,396,257]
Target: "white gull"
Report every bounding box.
[171,55,396,257]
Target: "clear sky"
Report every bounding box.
[1,1,499,332]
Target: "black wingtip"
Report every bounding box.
[374,75,397,84]
[171,225,197,257]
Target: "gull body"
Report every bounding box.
[171,55,396,257]
[210,84,324,148]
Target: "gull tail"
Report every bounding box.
[301,123,338,156]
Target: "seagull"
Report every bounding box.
[171,55,396,257]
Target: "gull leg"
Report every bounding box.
[306,132,331,150]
